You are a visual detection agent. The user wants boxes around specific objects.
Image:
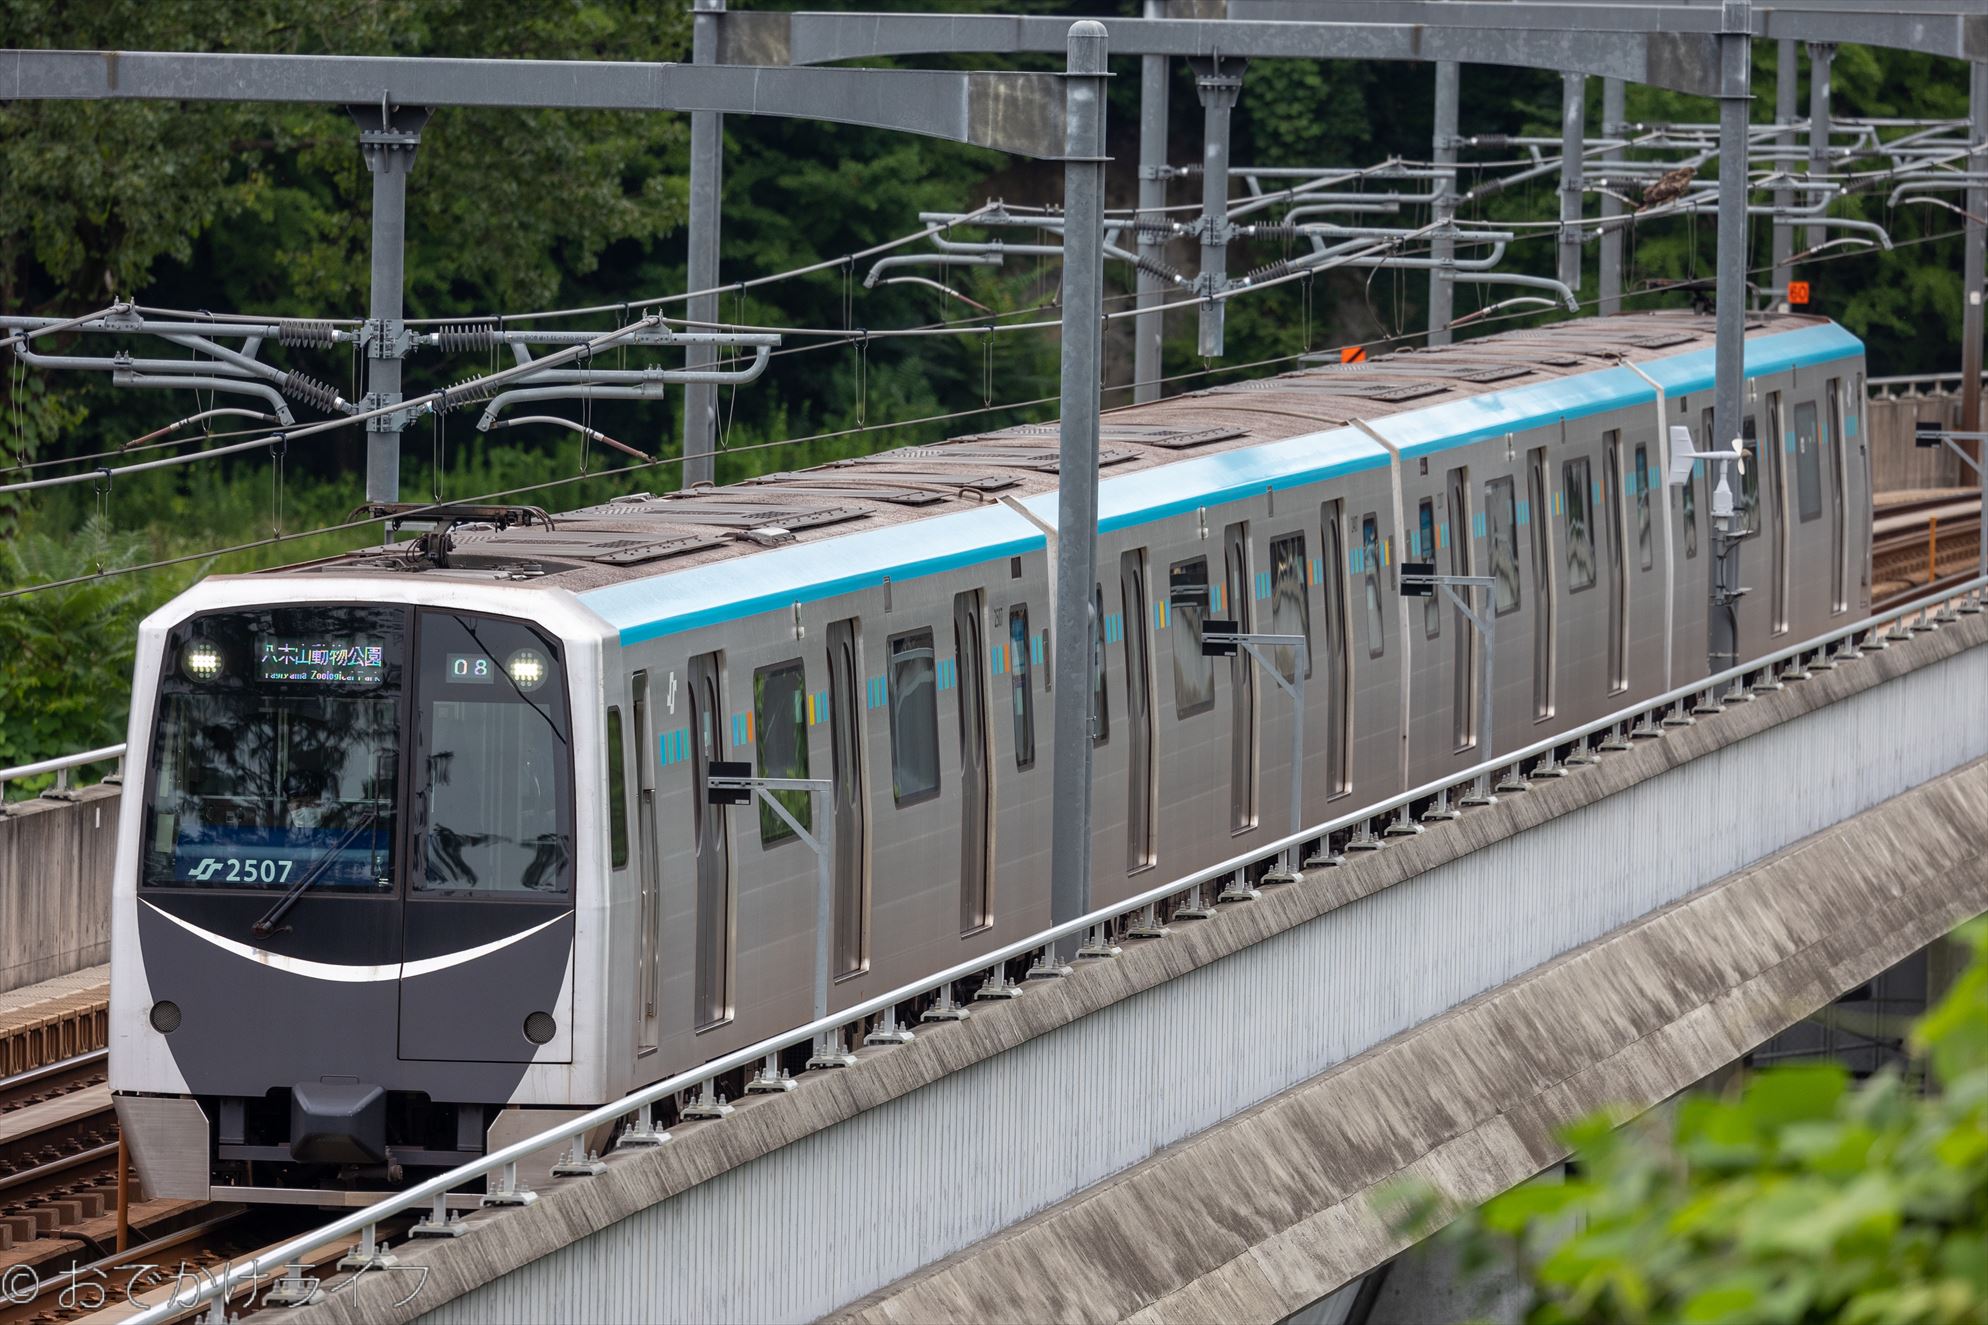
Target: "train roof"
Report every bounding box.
[262,311,1861,643]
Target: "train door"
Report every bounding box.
[826,619,868,977]
[1120,550,1156,872]
[688,651,732,1029]
[1827,377,1849,613]
[1603,435,1628,693]
[1224,522,1256,831]
[1446,465,1476,748]
[1764,394,1790,634]
[399,610,577,1064]
[1526,448,1556,720]
[631,670,660,1054]
[953,592,991,932]
[1320,502,1352,796]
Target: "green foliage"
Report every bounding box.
[0,515,183,789]
[1407,921,1988,1325]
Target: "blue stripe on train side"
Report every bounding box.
[586,322,1865,645]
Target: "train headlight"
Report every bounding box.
[150,1000,182,1033]
[505,648,548,693]
[182,643,224,682]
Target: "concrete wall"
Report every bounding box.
[0,784,120,994]
[1869,393,1967,492]
[287,615,1988,1325]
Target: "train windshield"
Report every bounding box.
[143,605,576,897]
[143,606,402,892]
[412,612,574,897]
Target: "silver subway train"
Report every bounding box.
[110,312,1871,1201]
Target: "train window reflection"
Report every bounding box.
[1634,444,1654,571]
[753,661,811,845]
[887,630,941,804]
[1361,514,1386,659]
[1010,607,1036,770]
[1419,499,1441,639]
[1268,533,1311,681]
[1486,477,1521,615]
[1794,399,1823,523]
[1561,458,1596,592]
[1168,557,1215,718]
[143,606,401,892]
[415,613,573,897]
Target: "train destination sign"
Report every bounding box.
[256,638,387,686]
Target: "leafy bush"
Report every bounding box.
[1402,920,1988,1325]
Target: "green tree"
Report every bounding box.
[0,515,184,787]
[1405,920,1988,1325]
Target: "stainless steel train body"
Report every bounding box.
[109,313,1872,1202]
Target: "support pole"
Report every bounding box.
[681,0,726,488]
[1963,62,1986,442]
[1048,21,1109,950]
[1598,77,1626,317]
[1428,60,1460,345]
[351,103,429,505]
[1771,38,1798,310]
[1191,56,1245,358]
[1558,72,1587,298]
[1806,41,1834,255]
[1711,2,1753,674]
[1134,0,1169,403]
[115,1132,129,1253]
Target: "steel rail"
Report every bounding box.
[0,1048,108,1099]
[124,569,1988,1325]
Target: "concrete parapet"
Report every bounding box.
[278,613,1988,1325]
[0,783,120,994]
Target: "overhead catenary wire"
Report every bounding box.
[0,341,1338,602]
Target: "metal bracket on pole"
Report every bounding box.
[706,764,849,1069]
[347,102,431,505]
[1189,55,1246,358]
[1428,60,1460,345]
[1200,628,1309,884]
[1913,424,1988,476]
[1398,567,1499,804]
[1558,72,1587,297]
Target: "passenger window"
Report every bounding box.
[886,631,940,804]
[1091,583,1110,745]
[753,661,811,845]
[1009,606,1035,770]
[1168,556,1216,718]
[1486,476,1521,615]
[1418,498,1440,639]
[1634,443,1653,570]
[605,706,630,869]
[1561,457,1596,592]
[1361,513,1386,659]
[1793,399,1823,522]
[1268,533,1311,681]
